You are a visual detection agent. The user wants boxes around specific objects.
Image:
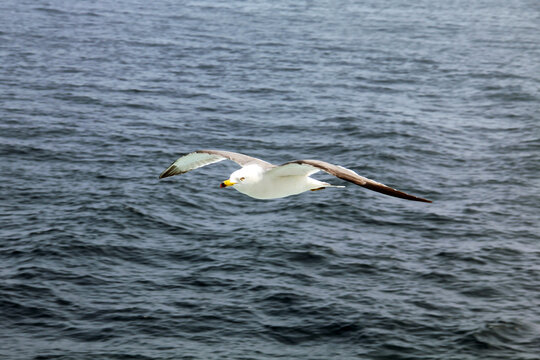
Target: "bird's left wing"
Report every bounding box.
[270,160,432,203]
[159,149,273,179]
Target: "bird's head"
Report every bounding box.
[220,165,262,188]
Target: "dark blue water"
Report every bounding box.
[1,0,539,359]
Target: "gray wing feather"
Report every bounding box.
[280,160,432,203]
[159,150,273,179]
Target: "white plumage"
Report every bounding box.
[159,149,431,202]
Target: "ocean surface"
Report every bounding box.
[1,0,539,359]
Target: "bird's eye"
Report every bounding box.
[240,177,245,181]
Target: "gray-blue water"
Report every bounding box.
[1,0,539,359]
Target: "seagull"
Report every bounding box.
[159,149,431,202]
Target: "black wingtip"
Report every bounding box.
[402,192,432,203]
[397,193,432,203]
[159,166,176,179]
[398,193,432,203]
[361,182,432,203]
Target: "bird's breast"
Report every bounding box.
[234,176,315,199]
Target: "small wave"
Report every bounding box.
[13,265,110,286]
[459,285,503,298]
[435,251,487,265]
[261,320,363,345]
[459,319,540,355]
[122,204,192,235]
[417,271,458,283]
[0,298,62,321]
[33,7,68,15]
[284,250,328,265]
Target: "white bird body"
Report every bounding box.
[159,149,431,203]
[230,164,332,199]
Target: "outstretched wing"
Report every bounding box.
[271,160,432,203]
[159,149,273,179]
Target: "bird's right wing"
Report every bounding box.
[159,149,273,179]
[271,159,432,203]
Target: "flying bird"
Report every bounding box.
[159,149,431,202]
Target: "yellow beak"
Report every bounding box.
[220,179,236,188]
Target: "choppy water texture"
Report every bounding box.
[1,0,540,359]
